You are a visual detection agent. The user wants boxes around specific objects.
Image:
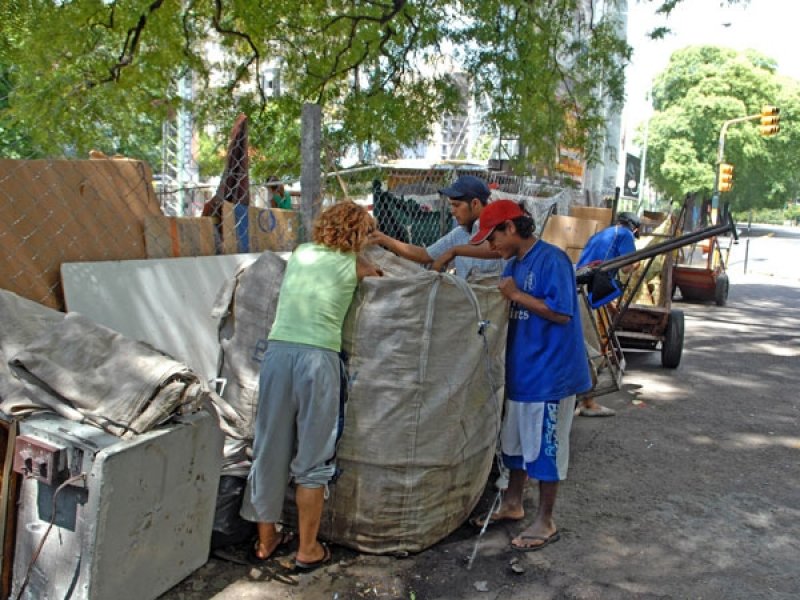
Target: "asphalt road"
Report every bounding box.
[729,223,800,280]
[161,227,800,600]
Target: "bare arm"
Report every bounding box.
[356,254,384,280]
[497,277,570,324]
[430,242,502,272]
[369,230,432,265]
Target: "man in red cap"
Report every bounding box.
[470,200,591,552]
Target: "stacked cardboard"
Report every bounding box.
[221,204,300,253]
[541,215,603,263]
[569,205,613,227]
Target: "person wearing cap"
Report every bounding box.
[267,176,292,210]
[577,211,640,276]
[469,200,591,552]
[369,175,504,278]
[574,212,641,417]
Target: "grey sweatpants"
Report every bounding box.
[240,341,341,524]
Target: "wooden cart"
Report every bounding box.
[578,217,736,370]
[614,214,684,368]
[672,234,732,306]
[614,251,685,369]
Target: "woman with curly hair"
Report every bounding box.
[241,201,382,571]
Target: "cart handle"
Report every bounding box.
[576,214,737,283]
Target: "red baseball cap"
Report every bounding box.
[470,200,525,244]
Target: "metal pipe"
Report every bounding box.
[576,215,737,282]
[743,210,752,274]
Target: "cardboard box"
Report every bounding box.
[221,204,300,253]
[569,206,613,227]
[143,215,216,258]
[541,215,602,263]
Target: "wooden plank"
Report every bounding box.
[0,420,19,600]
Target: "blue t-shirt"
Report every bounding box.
[426,220,505,278]
[504,240,592,402]
[577,225,637,268]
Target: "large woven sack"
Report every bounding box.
[318,247,507,554]
[212,247,507,552]
[211,251,286,475]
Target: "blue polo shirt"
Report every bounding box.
[426,220,505,279]
[504,240,592,402]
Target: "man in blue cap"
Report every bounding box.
[369,174,504,278]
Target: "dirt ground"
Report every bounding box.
[160,266,800,600]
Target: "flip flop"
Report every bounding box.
[247,531,296,565]
[295,542,332,573]
[511,530,560,552]
[578,405,616,417]
[469,514,524,529]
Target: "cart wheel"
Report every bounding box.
[714,274,729,306]
[661,310,684,369]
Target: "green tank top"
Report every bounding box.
[268,243,358,351]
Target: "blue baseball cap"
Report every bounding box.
[439,175,491,203]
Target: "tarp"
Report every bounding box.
[212,246,508,553]
[0,289,214,438]
[211,251,287,475]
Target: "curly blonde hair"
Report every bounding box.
[312,201,375,253]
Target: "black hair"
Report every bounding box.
[493,215,535,239]
[456,195,490,206]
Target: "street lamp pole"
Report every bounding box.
[712,112,761,222]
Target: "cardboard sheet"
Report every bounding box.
[0,158,161,310]
[143,215,216,258]
[541,215,603,263]
[569,206,613,227]
[221,204,300,253]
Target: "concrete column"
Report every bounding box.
[301,103,322,242]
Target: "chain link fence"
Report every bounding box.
[1,152,581,311]
[3,59,584,311]
[320,165,577,245]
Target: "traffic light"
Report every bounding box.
[718,163,734,192]
[760,105,780,136]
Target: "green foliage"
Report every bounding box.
[644,45,800,211]
[0,0,639,174]
[457,0,630,169]
[732,207,788,225]
[783,203,800,223]
[195,130,225,180]
[0,65,42,159]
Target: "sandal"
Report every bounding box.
[295,542,332,573]
[511,530,560,552]
[247,531,295,565]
